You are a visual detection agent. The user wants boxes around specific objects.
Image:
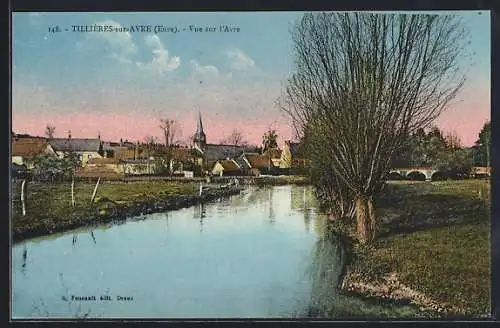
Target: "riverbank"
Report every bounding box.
[11,179,242,243]
[336,179,491,318]
[253,175,310,186]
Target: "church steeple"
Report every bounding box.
[193,111,206,150]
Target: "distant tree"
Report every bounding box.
[32,152,79,182]
[411,128,428,166]
[144,136,158,175]
[474,121,491,167]
[444,131,462,152]
[434,148,473,179]
[144,135,158,149]
[422,126,448,165]
[44,124,56,139]
[159,118,181,176]
[220,129,247,146]
[262,129,278,153]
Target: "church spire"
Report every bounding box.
[193,111,206,150]
[196,111,204,135]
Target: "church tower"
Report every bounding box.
[193,112,206,151]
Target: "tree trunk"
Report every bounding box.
[355,197,368,244]
[355,196,376,244]
[367,197,376,242]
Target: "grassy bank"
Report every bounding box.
[340,179,491,317]
[11,180,198,242]
[253,175,310,186]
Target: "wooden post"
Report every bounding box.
[199,182,203,196]
[71,175,76,207]
[21,179,26,216]
[90,177,101,204]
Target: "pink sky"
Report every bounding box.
[12,111,295,148]
[12,74,489,148]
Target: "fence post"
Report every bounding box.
[21,179,26,216]
[90,177,101,204]
[71,175,76,207]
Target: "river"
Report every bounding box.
[11,185,419,319]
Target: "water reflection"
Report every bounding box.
[268,188,275,225]
[21,246,27,275]
[14,185,399,319]
[303,208,311,233]
[306,228,346,317]
[72,231,97,246]
[193,202,207,233]
[290,185,317,232]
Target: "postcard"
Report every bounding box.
[11,10,491,320]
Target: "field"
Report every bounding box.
[11,179,198,242]
[343,179,491,317]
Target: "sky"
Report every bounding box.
[12,11,490,147]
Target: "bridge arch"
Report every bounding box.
[406,171,427,181]
[389,167,438,181]
[387,171,404,180]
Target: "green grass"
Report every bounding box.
[372,222,490,315]
[11,180,197,240]
[254,175,310,186]
[347,179,491,316]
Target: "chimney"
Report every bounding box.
[68,130,72,140]
[120,138,123,147]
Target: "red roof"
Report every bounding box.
[217,160,241,172]
[12,139,50,157]
[244,154,273,169]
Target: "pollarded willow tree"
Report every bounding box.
[280,12,470,244]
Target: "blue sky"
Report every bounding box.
[12,11,490,146]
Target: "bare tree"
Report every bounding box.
[159,118,181,176]
[45,124,56,139]
[444,131,462,152]
[220,129,247,146]
[144,136,158,175]
[280,12,469,244]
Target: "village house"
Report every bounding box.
[239,153,276,176]
[211,153,277,177]
[262,148,282,167]
[12,137,56,170]
[78,141,203,177]
[280,140,308,171]
[212,159,243,176]
[79,142,153,176]
[170,147,204,176]
[49,132,111,166]
[75,157,124,180]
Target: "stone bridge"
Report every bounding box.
[389,167,438,181]
[389,166,491,181]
